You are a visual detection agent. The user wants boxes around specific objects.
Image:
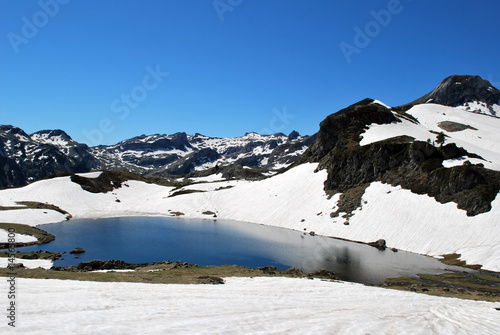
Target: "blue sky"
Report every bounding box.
[1,0,499,146]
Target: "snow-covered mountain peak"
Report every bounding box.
[88,130,311,176]
[31,129,75,147]
[410,75,500,116]
[0,125,31,142]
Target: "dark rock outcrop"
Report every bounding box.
[164,148,220,175]
[118,132,191,152]
[368,239,386,250]
[69,247,85,254]
[301,98,500,216]
[258,266,277,275]
[298,98,399,164]
[411,75,500,107]
[287,130,300,141]
[70,170,144,193]
[308,269,338,280]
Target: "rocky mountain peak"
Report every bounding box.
[0,125,30,138]
[300,98,398,163]
[412,75,500,107]
[31,129,74,143]
[287,130,300,141]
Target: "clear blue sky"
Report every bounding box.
[1,0,499,146]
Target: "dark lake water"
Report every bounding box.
[18,216,464,284]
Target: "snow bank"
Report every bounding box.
[187,173,225,183]
[75,171,102,178]
[0,229,37,243]
[372,99,391,109]
[0,209,67,226]
[1,277,498,334]
[0,257,52,269]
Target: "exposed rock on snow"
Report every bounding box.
[301,98,500,216]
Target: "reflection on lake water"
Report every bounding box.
[19,216,465,284]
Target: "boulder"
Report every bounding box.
[69,247,85,254]
[368,239,386,250]
[258,266,277,275]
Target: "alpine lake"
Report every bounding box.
[16,216,468,285]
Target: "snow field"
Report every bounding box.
[1,277,498,334]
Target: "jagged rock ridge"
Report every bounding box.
[0,126,311,187]
[92,131,312,176]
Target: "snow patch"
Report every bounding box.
[0,258,53,269]
[0,229,38,243]
[187,173,225,183]
[372,100,391,109]
[75,171,102,179]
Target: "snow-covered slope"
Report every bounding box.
[1,163,499,271]
[361,102,500,171]
[1,277,498,334]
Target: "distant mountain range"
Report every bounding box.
[1,74,499,196]
[0,123,313,187]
